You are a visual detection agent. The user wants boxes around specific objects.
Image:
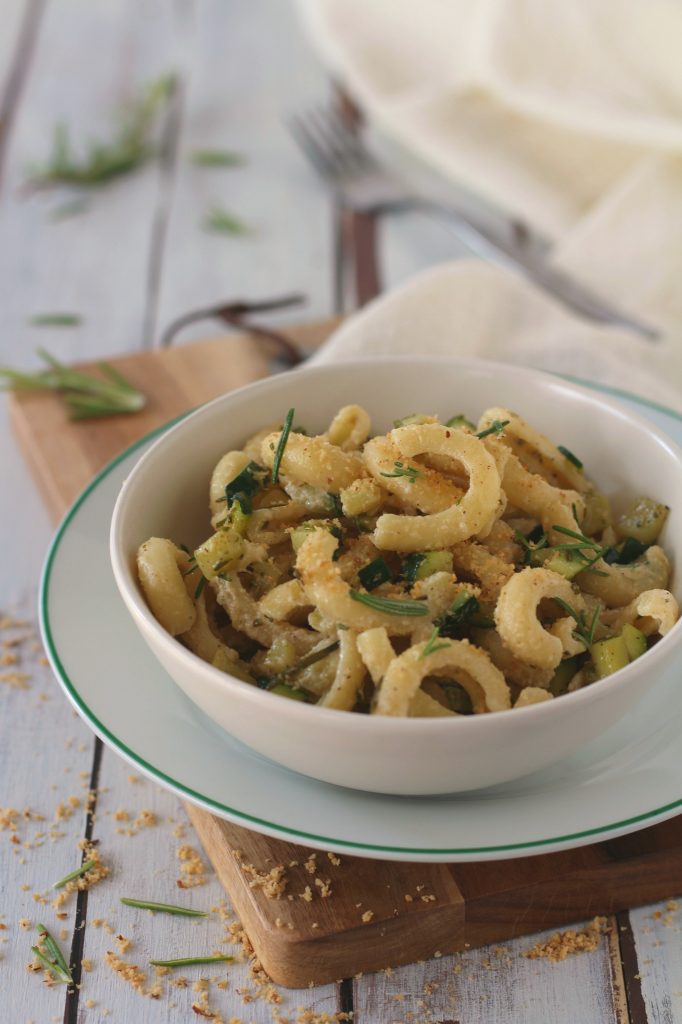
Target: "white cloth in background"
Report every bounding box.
[298,0,682,396]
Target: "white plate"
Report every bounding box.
[41,380,682,863]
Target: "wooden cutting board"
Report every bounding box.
[11,320,682,989]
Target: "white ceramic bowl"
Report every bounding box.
[110,357,682,795]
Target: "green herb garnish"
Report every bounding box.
[358,557,392,592]
[0,348,146,420]
[32,924,73,984]
[349,591,428,616]
[420,628,451,659]
[552,597,602,648]
[380,460,420,483]
[514,526,549,565]
[27,74,176,190]
[435,590,480,637]
[53,858,96,890]
[271,408,295,484]
[149,955,233,969]
[120,898,207,917]
[194,576,207,600]
[191,149,243,168]
[29,313,82,327]
[475,419,510,440]
[558,445,583,470]
[222,462,265,508]
[446,414,475,430]
[603,537,648,566]
[203,205,248,235]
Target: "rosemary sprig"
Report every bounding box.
[149,955,233,969]
[29,313,82,327]
[0,348,146,420]
[53,858,96,889]
[558,445,584,470]
[420,627,451,659]
[203,205,248,236]
[553,597,602,648]
[120,898,207,917]
[33,924,73,984]
[380,461,420,483]
[349,590,429,616]
[194,576,208,600]
[27,74,176,190]
[271,408,295,484]
[192,149,244,167]
[476,419,510,440]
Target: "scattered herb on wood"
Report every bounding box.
[203,205,248,236]
[120,898,207,917]
[26,74,176,190]
[32,924,73,984]
[149,955,233,969]
[0,348,146,420]
[191,148,244,168]
[53,858,96,890]
[28,313,82,327]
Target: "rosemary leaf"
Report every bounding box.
[349,590,428,616]
[476,419,510,440]
[420,627,451,659]
[203,205,248,236]
[149,955,233,969]
[28,313,81,327]
[380,461,420,483]
[120,898,207,917]
[34,924,73,984]
[271,408,295,484]
[192,149,244,168]
[31,945,73,985]
[53,858,96,889]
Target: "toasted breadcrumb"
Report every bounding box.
[361,910,374,924]
[523,916,609,961]
[233,851,288,899]
[177,845,208,889]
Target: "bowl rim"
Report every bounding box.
[109,354,682,732]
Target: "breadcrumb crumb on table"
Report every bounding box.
[523,916,610,961]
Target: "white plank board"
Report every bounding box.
[631,897,682,1024]
[152,0,333,344]
[76,748,340,1023]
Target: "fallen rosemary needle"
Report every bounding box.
[192,148,243,168]
[29,313,82,327]
[149,955,233,969]
[0,348,146,420]
[32,924,73,984]
[53,858,96,889]
[26,73,176,190]
[120,897,208,917]
[203,204,248,236]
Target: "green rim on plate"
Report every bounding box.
[39,376,682,856]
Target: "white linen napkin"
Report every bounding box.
[309,259,682,415]
[298,0,682,358]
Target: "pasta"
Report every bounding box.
[136,404,678,716]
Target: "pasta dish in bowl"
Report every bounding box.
[110,358,682,795]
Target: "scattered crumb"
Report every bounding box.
[234,851,287,899]
[326,852,341,867]
[177,845,208,889]
[523,917,609,961]
[361,910,374,924]
[116,934,133,955]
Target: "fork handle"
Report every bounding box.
[345,208,381,307]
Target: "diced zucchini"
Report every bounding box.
[542,549,587,580]
[268,682,308,702]
[440,681,474,714]
[617,497,669,545]
[436,591,480,637]
[582,491,612,537]
[445,414,475,430]
[621,623,647,662]
[401,550,453,583]
[590,636,629,679]
[229,498,251,535]
[358,557,392,592]
[194,528,244,580]
[603,537,649,566]
[549,656,581,697]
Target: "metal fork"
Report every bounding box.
[289,105,659,340]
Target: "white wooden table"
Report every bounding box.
[1,3,680,1021]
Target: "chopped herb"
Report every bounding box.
[194,575,207,600]
[0,348,146,420]
[603,537,648,566]
[446,414,475,430]
[27,74,176,190]
[28,313,82,327]
[435,590,480,637]
[358,557,392,592]
[475,419,510,440]
[271,408,295,484]
[349,591,428,616]
[552,597,602,648]
[53,858,96,889]
[514,527,548,565]
[203,205,248,235]
[551,525,604,551]
[120,898,207,917]
[33,924,73,984]
[401,553,426,584]
[558,445,583,470]
[380,460,421,483]
[149,955,233,969]
[420,627,451,659]
[223,461,264,507]
[191,149,243,167]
